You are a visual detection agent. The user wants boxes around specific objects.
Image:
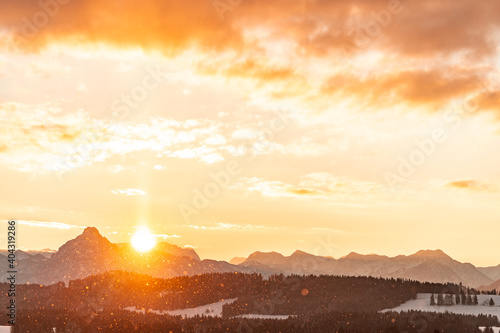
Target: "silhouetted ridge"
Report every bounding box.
[410,249,451,259]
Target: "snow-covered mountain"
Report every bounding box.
[234,249,495,288]
[1,227,497,288]
[0,227,243,285]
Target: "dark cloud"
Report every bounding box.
[2,0,500,114]
[1,0,241,52]
[2,0,499,57]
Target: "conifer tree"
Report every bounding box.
[437,293,444,306]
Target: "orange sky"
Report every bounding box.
[0,0,500,266]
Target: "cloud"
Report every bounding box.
[5,0,496,60]
[473,90,500,115]
[2,219,84,230]
[0,102,232,173]
[1,0,240,53]
[111,188,147,196]
[446,180,497,193]
[2,0,500,117]
[154,233,180,239]
[153,164,167,170]
[288,188,322,196]
[238,0,500,59]
[184,222,277,232]
[235,174,383,201]
[323,70,485,111]
[0,102,93,173]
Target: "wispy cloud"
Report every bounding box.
[446,179,498,193]
[111,188,147,196]
[235,174,383,202]
[154,233,181,239]
[184,222,278,232]
[0,103,231,174]
[153,164,167,170]
[2,220,84,230]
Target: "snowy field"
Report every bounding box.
[479,327,500,333]
[124,298,293,319]
[124,298,237,318]
[235,314,293,319]
[382,293,500,319]
[0,327,54,333]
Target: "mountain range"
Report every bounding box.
[1,227,499,289]
[0,227,244,285]
[234,249,500,289]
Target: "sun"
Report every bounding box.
[131,226,156,252]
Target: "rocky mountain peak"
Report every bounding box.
[411,249,451,259]
[82,226,101,237]
[55,226,114,257]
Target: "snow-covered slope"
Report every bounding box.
[382,293,500,320]
[125,298,237,317]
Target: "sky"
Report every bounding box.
[0,0,500,266]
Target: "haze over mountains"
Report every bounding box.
[0,227,242,285]
[2,227,499,289]
[235,249,500,289]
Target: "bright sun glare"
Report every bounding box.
[131,226,156,252]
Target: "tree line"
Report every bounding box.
[8,308,500,332]
[0,271,495,332]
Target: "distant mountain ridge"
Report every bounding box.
[235,249,497,288]
[1,227,498,288]
[480,278,500,291]
[0,249,54,259]
[477,264,500,282]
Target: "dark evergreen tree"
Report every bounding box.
[437,293,444,306]
[489,298,495,306]
[445,293,453,305]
